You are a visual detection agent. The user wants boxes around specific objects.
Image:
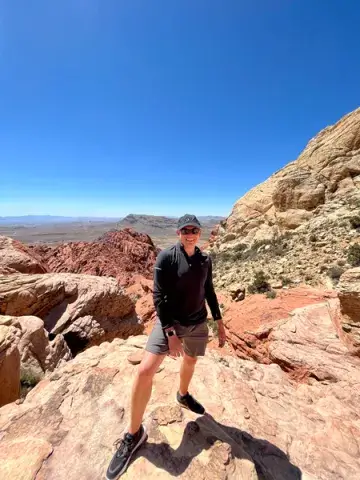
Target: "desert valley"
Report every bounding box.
[1,107,360,479]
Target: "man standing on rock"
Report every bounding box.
[106,214,226,479]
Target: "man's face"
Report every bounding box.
[178,225,201,248]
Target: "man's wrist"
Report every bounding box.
[164,327,177,338]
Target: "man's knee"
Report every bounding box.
[183,353,198,365]
[137,353,164,379]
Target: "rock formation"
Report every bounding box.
[0,317,21,407]
[0,273,139,355]
[210,107,360,291]
[31,229,159,287]
[328,267,360,355]
[0,334,359,479]
[0,236,47,275]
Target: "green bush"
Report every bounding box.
[350,215,360,229]
[266,289,277,299]
[248,270,270,294]
[208,318,219,335]
[20,370,41,389]
[327,266,345,280]
[280,276,292,286]
[347,244,360,267]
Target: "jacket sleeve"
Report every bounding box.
[205,256,222,321]
[153,251,174,329]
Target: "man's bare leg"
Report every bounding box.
[129,351,166,434]
[179,353,197,396]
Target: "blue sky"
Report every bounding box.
[1,1,359,218]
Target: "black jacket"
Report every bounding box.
[153,242,222,329]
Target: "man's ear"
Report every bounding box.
[176,229,180,235]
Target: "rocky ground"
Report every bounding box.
[0,331,359,480]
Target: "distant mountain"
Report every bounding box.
[0,216,121,226]
[118,214,224,234]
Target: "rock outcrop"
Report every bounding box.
[210,107,360,291]
[16,315,72,377]
[30,229,159,287]
[0,236,47,275]
[0,273,139,355]
[328,267,360,355]
[0,335,359,479]
[0,317,21,407]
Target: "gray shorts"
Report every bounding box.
[145,319,209,357]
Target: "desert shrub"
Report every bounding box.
[280,276,292,286]
[350,215,360,230]
[266,289,277,299]
[327,266,345,280]
[309,234,317,243]
[337,259,346,267]
[208,318,218,335]
[21,370,41,388]
[347,243,360,267]
[305,274,313,281]
[248,270,270,294]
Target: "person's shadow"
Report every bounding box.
[135,413,302,479]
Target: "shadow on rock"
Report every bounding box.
[136,413,302,479]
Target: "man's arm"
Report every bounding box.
[153,251,174,330]
[204,256,222,321]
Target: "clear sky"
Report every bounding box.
[1,1,359,218]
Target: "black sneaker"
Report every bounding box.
[176,391,205,415]
[106,425,147,480]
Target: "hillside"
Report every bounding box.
[210,107,360,293]
[118,214,224,248]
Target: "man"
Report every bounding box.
[106,214,226,480]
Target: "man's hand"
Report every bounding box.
[168,334,184,358]
[217,320,226,347]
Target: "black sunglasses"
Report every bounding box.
[180,227,200,235]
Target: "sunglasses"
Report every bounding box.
[180,227,200,235]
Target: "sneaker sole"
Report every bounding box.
[176,399,205,415]
[106,426,148,480]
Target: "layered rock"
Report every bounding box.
[30,229,159,287]
[0,236,47,275]
[0,317,21,407]
[328,267,360,355]
[210,107,360,291]
[215,286,336,364]
[0,335,359,479]
[0,273,139,355]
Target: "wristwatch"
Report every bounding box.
[165,328,176,338]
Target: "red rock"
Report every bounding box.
[31,229,159,287]
[208,286,337,363]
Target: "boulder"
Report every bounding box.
[0,236,47,275]
[0,273,139,355]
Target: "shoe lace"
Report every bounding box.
[114,434,134,458]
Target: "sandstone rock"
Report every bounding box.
[0,273,139,355]
[16,315,72,378]
[31,229,159,287]
[217,287,337,363]
[0,336,358,479]
[328,268,360,355]
[210,107,360,291]
[0,236,47,275]
[0,318,21,407]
